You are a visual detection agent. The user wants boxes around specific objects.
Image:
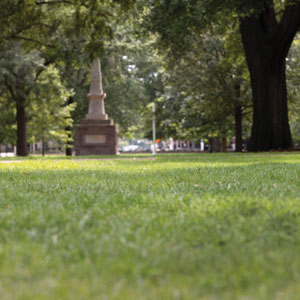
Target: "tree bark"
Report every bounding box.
[65,126,72,156]
[42,137,45,156]
[234,104,243,152]
[239,2,300,151]
[65,96,74,156]
[209,137,221,153]
[221,137,227,153]
[16,98,28,156]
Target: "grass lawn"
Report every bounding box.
[1,153,300,300]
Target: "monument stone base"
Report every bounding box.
[75,119,119,155]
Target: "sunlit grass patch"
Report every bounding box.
[0,153,300,299]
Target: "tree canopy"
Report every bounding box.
[1,0,300,154]
[144,0,300,151]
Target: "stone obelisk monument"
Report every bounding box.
[75,59,119,155]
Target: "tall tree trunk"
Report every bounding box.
[65,127,72,156]
[209,137,221,153]
[221,137,227,153]
[16,98,28,156]
[234,105,243,152]
[42,137,45,156]
[239,2,300,151]
[65,96,74,156]
[241,42,292,151]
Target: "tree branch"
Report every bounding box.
[35,0,74,5]
[14,35,57,49]
[4,76,16,100]
[276,2,300,59]
[260,0,278,38]
[242,109,252,116]
[33,58,54,82]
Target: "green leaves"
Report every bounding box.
[0,0,137,153]
[0,42,44,101]
[149,28,251,141]
[27,65,75,145]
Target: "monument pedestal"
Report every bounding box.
[75,119,119,155]
[74,59,119,155]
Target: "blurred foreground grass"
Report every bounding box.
[1,153,300,300]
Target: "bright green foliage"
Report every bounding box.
[0,43,75,149]
[0,42,45,149]
[27,66,75,147]
[287,37,300,144]
[102,39,149,137]
[0,97,15,145]
[0,42,44,102]
[1,0,300,146]
[100,13,163,138]
[0,0,158,142]
[0,0,137,154]
[148,28,252,141]
[145,0,293,40]
[144,0,300,150]
[54,14,156,138]
[143,0,267,55]
[1,153,300,299]
[0,0,136,58]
